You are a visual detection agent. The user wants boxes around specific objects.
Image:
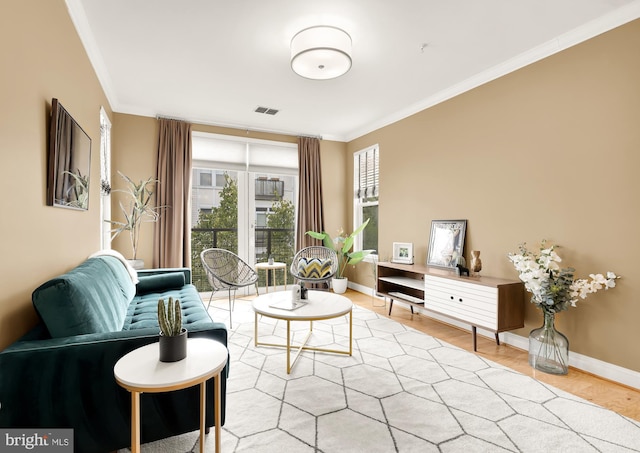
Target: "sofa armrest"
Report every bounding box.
[137,267,192,284]
[0,323,227,452]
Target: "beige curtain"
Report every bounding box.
[153,118,192,268]
[296,136,324,249]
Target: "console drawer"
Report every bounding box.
[424,275,498,330]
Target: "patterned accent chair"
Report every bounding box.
[290,246,339,290]
[200,248,258,328]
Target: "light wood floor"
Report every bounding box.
[343,289,640,422]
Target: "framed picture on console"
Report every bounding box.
[392,242,414,264]
[427,219,467,269]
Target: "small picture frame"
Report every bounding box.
[392,242,414,264]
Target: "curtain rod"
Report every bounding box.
[240,126,322,140]
[155,115,322,140]
[156,115,187,122]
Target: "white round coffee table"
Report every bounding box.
[114,338,228,453]
[252,290,353,373]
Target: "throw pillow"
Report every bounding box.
[298,258,333,279]
[135,272,186,295]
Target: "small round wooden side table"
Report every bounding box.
[255,261,287,293]
[114,338,228,453]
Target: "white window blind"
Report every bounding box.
[355,145,379,201]
[192,132,297,175]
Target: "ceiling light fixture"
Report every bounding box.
[290,25,352,80]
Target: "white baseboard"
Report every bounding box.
[349,282,640,390]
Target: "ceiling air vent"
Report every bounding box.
[254,106,279,115]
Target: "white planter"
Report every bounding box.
[332,277,348,294]
[128,259,145,270]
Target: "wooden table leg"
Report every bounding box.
[472,326,477,351]
[254,311,259,347]
[200,381,206,453]
[286,320,291,373]
[131,391,140,453]
[214,374,222,453]
[349,310,353,355]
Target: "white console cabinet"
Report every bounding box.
[376,262,524,351]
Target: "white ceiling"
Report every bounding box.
[67,0,640,142]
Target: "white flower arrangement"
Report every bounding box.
[508,240,619,313]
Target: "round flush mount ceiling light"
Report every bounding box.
[290,25,352,80]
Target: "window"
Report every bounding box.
[99,107,111,250]
[354,144,379,255]
[190,132,298,292]
[255,177,285,200]
[199,171,212,187]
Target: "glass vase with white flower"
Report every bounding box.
[508,240,619,375]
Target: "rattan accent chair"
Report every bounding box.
[290,246,339,290]
[200,248,258,328]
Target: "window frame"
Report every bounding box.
[99,107,111,250]
[353,144,379,259]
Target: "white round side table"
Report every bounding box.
[255,261,287,292]
[114,338,228,453]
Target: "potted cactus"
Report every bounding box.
[157,297,187,362]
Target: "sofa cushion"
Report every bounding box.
[32,256,135,338]
[123,284,212,331]
[298,257,333,279]
[136,272,186,296]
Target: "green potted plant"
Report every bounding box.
[106,171,161,269]
[157,297,187,362]
[306,218,374,294]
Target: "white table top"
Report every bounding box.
[114,338,228,392]
[252,290,352,321]
[255,261,287,269]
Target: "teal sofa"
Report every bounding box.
[0,255,228,453]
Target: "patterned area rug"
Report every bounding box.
[123,297,640,452]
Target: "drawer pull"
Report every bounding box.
[450,296,463,303]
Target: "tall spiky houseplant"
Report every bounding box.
[107,171,161,262]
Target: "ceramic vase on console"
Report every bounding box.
[470,251,482,274]
[528,310,569,375]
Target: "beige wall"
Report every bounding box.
[348,20,640,371]
[0,1,111,348]
[109,114,158,264]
